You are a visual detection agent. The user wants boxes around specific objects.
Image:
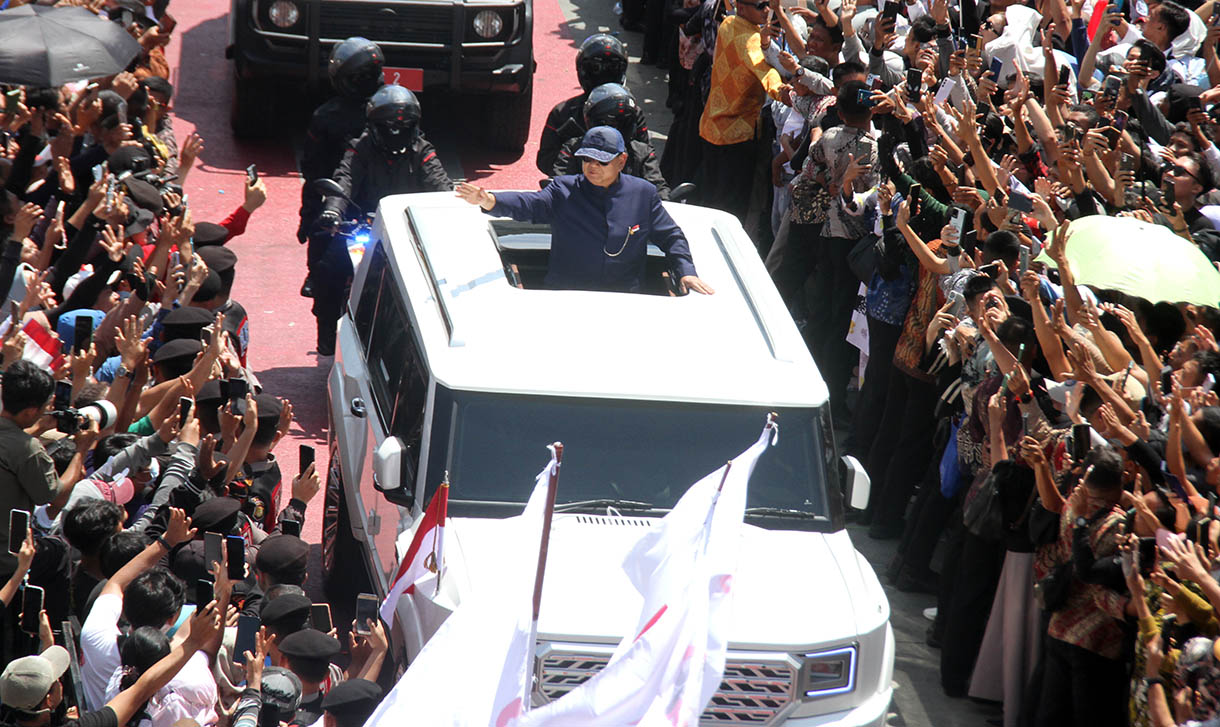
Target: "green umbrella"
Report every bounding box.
[1035,215,1220,306]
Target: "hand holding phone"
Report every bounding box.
[355,593,379,635]
[8,509,30,555]
[226,535,245,581]
[196,579,214,607]
[310,603,333,632]
[178,397,193,428]
[20,584,43,634]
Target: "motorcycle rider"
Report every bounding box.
[313,84,452,356]
[550,83,669,199]
[536,33,651,175]
[298,37,385,297]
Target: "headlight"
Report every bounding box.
[798,646,856,698]
[268,0,300,28]
[472,10,503,38]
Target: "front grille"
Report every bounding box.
[539,653,796,725]
[319,3,454,45]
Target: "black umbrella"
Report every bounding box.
[0,5,141,87]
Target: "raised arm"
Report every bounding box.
[101,507,196,598]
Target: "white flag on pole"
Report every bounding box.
[515,426,773,727]
[362,451,557,727]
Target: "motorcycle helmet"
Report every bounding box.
[583,83,639,140]
[366,84,421,156]
[329,37,385,99]
[576,34,628,93]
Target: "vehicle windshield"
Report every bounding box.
[432,388,831,516]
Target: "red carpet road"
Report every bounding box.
[161,0,583,550]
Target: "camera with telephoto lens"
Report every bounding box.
[53,401,118,435]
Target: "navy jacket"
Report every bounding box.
[490,174,697,293]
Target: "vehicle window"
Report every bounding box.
[435,389,829,516]
[354,241,387,354]
[488,220,679,296]
[362,262,428,484]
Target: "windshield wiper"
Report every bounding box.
[554,498,655,513]
[743,506,816,518]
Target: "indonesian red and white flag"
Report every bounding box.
[21,320,64,371]
[362,450,558,727]
[380,482,449,627]
[515,426,773,727]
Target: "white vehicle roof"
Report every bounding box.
[371,192,828,408]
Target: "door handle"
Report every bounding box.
[350,398,367,418]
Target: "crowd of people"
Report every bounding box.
[14,0,1220,721]
[617,0,1220,722]
[0,4,394,727]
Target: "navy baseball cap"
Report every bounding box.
[574,126,626,163]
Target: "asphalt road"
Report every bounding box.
[160,0,988,724]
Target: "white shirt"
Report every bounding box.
[104,651,218,727]
[80,592,123,711]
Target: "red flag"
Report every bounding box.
[1086,0,1108,42]
[22,320,63,371]
[380,481,449,626]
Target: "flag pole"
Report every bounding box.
[433,472,450,597]
[532,443,563,622]
[525,442,563,711]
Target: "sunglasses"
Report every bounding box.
[580,157,615,166]
[744,1,771,9]
[1169,164,1202,183]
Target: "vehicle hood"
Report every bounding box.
[431,513,879,650]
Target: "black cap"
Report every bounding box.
[260,667,303,719]
[193,222,229,248]
[278,628,342,661]
[161,306,212,342]
[109,146,154,180]
[194,379,225,434]
[190,496,242,535]
[169,540,210,591]
[255,534,309,582]
[322,679,384,726]
[260,593,311,631]
[197,246,237,274]
[122,177,163,215]
[253,394,283,438]
[197,379,225,407]
[152,338,202,379]
[123,207,156,236]
[109,0,157,28]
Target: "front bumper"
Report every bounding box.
[229,0,533,93]
[778,687,892,727]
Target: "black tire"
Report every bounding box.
[230,74,277,138]
[484,82,533,152]
[321,447,367,601]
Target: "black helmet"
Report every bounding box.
[576,34,628,93]
[366,84,421,156]
[583,83,639,139]
[329,37,385,98]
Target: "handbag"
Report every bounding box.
[1034,561,1073,612]
[962,470,1003,542]
[963,461,1038,543]
[848,233,881,283]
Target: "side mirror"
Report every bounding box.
[841,455,870,511]
[311,178,346,198]
[670,182,696,204]
[374,437,415,509]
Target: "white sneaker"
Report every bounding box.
[923,607,937,621]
